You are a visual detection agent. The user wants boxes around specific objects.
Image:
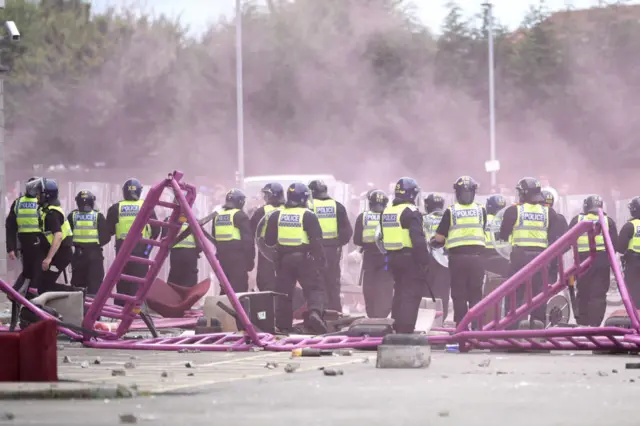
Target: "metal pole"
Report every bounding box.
[235,0,245,188]
[0,62,6,277]
[486,2,497,189]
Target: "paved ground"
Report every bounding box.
[2,345,640,425]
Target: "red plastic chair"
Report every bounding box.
[146,278,211,318]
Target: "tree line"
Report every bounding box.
[1,0,638,196]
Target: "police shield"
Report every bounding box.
[424,214,448,268]
[489,206,512,260]
[255,216,277,263]
[374,223,386,254]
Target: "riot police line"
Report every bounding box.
[7,174,640,334]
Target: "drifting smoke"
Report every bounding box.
[6,0,640,201]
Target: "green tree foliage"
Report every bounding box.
[2,0,639,189]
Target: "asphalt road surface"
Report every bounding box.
[2,345,640,426]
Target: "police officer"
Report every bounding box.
[211,189,255,294]
[27,178,78,294]
[264,182,327,334]
[499,177,562,327]
[106,178,161,305]
[353,189,394,318]
[542,189,569,284]
[423,193,451,320]
[250,183,285,291]
[569,195,617,326]
[616,197,640,307]
[308,180,353,312]
[380,177,429,333]
[432,176,486,327]
[68,190,109,295]
[5,177,42,291]
[160,203,201,288]
[483,194,510,277]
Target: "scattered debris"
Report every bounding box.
[80,361,90,369]
[57,344,65,351]
[264,362,278,369]
[625,363,640,370]
[124,362,136,369]
[441,375,449,379]
[161,372,169,378]
[187,373,195,377]
[0,412,15,421]
[323,369,344,377]
[250,346,263,352]
[112,369,127,377]
[478,359,491,368]
[612,369,619,374]
[94,357,102,365]
[334,349,353,356]
[119,413,137,424]
[185,362,195,368]
[630,379,636,383]
[178,349,200,354]
[496,371,508,375]
[62,356,72,364]
[129,356,139,360]
[597,371,608,377]
[362,357,370,364]
[284,363,300,373]
[437,410,450,418]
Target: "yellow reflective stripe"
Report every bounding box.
[214,208,241,241]
[512,204,548,248]
[173,222,196,248]
[15,196,41,233]
[116,200,151,240]
[42,205,73,244]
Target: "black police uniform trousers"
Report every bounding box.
[71,245,105,296]
[274,252,325,331]
[217,251,249,295]
[575,251,610,326]
[448,253,485,326]
[18,234,44,283]
[321,244,343,312]
[35,246,74,294]
[115,242,151,307]
[361,250,394,319]
[256,252,277,292]
[388,252,425,333]
[427,253,451,321]
[624,254,640,309]
[508,248,546,327]
[168,247,199,288]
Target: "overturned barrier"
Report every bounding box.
[428,209,640,352]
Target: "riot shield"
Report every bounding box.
[374,223,386,254]
[255,215,277,262]
[489,206,512,260]
[424,214,448,268]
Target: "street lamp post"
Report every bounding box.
[483,2,498,190]
[0,61,7,278]
[235,0,245,189]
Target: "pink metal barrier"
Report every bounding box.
[428,209,640,352]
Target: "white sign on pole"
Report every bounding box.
[485,160,500,173]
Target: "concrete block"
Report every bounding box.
[419,297,444,328]
[30,291,83,327]
[376,334,431,369]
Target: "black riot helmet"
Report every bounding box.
[75,190,96,213]
[286,182,310,207]
[122,178,143,201]
[542,189,555,208]
[583,194,604,215]
[308,180,329,199]
[223,188,246,209]
[27,178,59,206]
[516,177,544,204]
[262,182,285,205]
[486,194,507,215]
[394,177,420,204]
[24,177,40,197]
[628,197,640,220]
[424,193,445,214]
[368,190,389,213]
[453,176,478,205]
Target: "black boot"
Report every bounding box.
[305,310,328,335]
